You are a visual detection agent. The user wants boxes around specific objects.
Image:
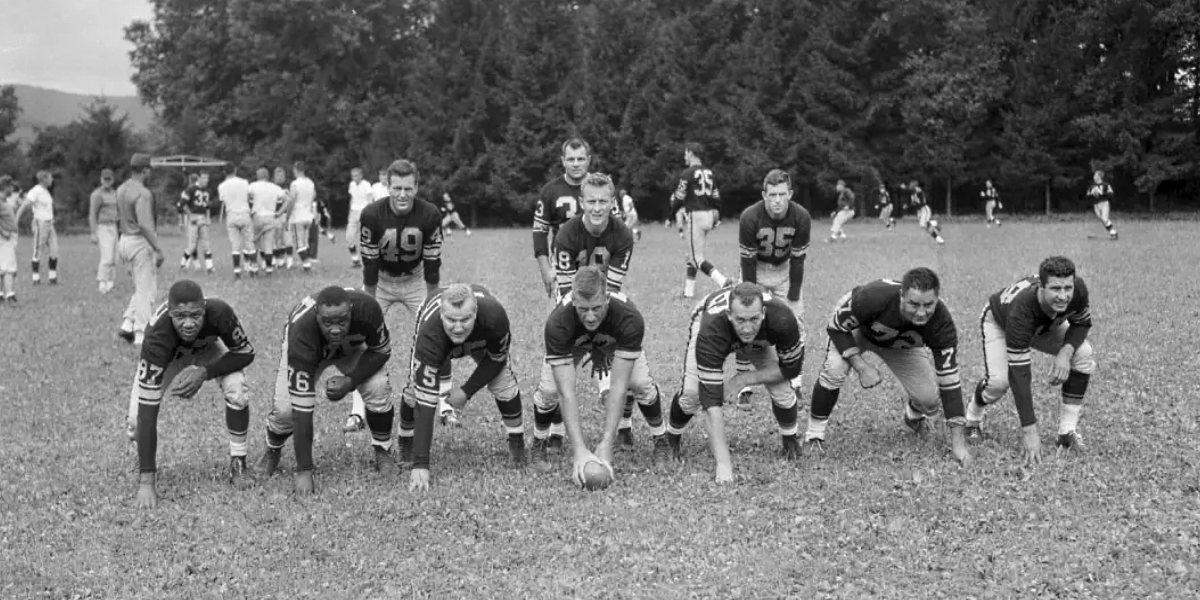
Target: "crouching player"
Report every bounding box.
[400,284,525,492]
[262,286,395,495]
[803,268,970,463]
[534,267,668,486]
[666,282,806,483]
[966,256,1095,464]
[127,280,255,508]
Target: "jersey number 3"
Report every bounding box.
[380,227,422,262]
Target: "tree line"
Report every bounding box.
[2,0,1197,228]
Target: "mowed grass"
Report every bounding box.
[1,215,1198,599]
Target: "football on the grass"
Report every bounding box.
[581,461,612,491]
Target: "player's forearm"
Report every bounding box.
[740,364,784,387]
[202,350,255,380]
[361,262,381,287]
[828,331,858,355]
[411,402,438,470]
[705,406,733,472]
[138,224,162,252]
[1063,326,1090,350]
[552,365,586,455]
[136,402,161,473]
[88,199,100,232]
[347,351,389,389]
[740,256,757,283]
[532,231,550,258]
[788,257,805,299]
[599,358,635,448]
[461,358,504,399]
[422,258,441,286]
[1008,364,1037,426]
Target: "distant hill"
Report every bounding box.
[8,83,156,145]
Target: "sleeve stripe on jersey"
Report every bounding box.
[936,366,961,390]
[779,342,804,364]
[606,267,627,291]
[291,402,315,413]
[1006,347,1031,365]
[1069,308,1091,324]
[360,243,380,260]
[672,180,688,201]
[791,243,809,258]
[614,349,640,360]
[739,244,756,258]
[546,353,574,366]
[533,215,550,230]
[698,364,723,385]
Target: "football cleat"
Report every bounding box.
[904,414,928,435]
[530,436,549,464]
[125,420,137,442]
[440,408,462,427]
[374,446,399,476]
[802,437,826,455]
[781,435,802,460]
[6,295,16,304]
[229,456,250,487]
[667,433,684,463]
[736,387,754,411]
[260,447,282,478]
[1055,430,1084,451]
[935,236,945,245]
[118,328,135,344]
[547,434,565,453]
[342,414,365,433]
[507,434,527,468]
[397,436,413,464]
[652,434,671,464]
[617,427,634,447]
[1110,232,1119,241]
[964,421,984,445]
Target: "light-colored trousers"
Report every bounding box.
[96,222,118,283]
[118,235,158,333]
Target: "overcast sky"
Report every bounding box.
[1,0,154,96]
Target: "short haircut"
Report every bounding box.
[168,279,205,306]
[316,286,351,308]
[225,163,238,176]
[573,266,607,300]
[441,283,477,311]
[762,169,791,191]
[256,167,269,179]
[901,267,941,294]
[684,142,704,159]
[293,160,306,173]
[387,159,419,185]
[581,172,615,198]
[1039,256,1076,284]
[188,173,199,184]
[37,170,52,182]
[730,282,764,308]
[561,137,591,156]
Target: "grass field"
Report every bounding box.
[2,216,1198,599]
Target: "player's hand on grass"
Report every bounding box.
[1021,425,1041,466]
[325,375,353,401]
[714,461,734,484]
[409,468,431,492]
[294,470,315,495]
[135,473,157,509]
[856,363,882,389]
[170,365,207,399]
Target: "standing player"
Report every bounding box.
[346,167,373,265]
[439,192,471,237]
[665,283,806,483]
[127,280,256,509]
[0,176,17,302]
[982,179,1002,228]
[1086,170,1118,240]
[248,167,283,275]
[620,189,640,242]
[116,154,165,346]
[262,286,397,494]
[875,182,895,230]
[803,268,970,463]
[552,173,634,298]
[16,170,59,284]
[907,180,945,244]
[284,161,317,271]
[737,169,812,407]
[89,169,120,294]
[829,179,856,242]
[671,143,729,298]
[348,158,453,431]
[400,284,525,492]
[179,171,215,273]
[218,164,254,279]
[533,267,668,483]
[532,137,591,299]
[272,167,295,269]
[966,256,1095,463]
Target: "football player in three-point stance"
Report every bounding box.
[966,256,1096,464]
[262,286,396,495]
[1085,170,1119,240]
[533,137,592,299]
[127,280,256,508]
[349,159,456,431]
[666,282,806,483]
[400,284,526,492]
[671,142,730,298]
[736,168,812,409]
[803,268,970,463]
[534,267,668,486]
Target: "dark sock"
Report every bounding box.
[366,407,395,446]
[137,402,161,473]
[809,384,841,420]
[293,410,315,471]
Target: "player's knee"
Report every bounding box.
[910,386,940,414]
[929,219,939,228]
[676,390,702,415]
[817,366,848,390]
[359,374,393,412]
[489,374,520,403]
[769,384,797,409]
[222,372,249,410]
[533,389,559,411]
[982,373,1009,401]
[1072,342,1096,375]
[631,381,658,404]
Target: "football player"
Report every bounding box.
[440,192,471,237]
[534,267,668,484]
[400,284,525,492]
[907,180,944,244]
[552,172,634,298]
[620,189,640,242]
[248,167,284,274]
[1085,170,1118,240]
[533,137,591,299]
[179,171,214,273]
[349,159,453,431]
[346,167,374,266]
[666,282,806,483]
[982,179,1002,228]
[966,256,1095,463]
[876,183,895,230]
[127,280,255,508]
[671,142,729,298]
[262,286,396,495]
[272,166,295,269]
[736,168,812,408]
[829,179,856,242]
[803,268,970,463]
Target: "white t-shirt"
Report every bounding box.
[249,180,284,216]
[622,193,637,216]
[370,182,389,203]
[290,177,317,222]
[348,180,373,212]
[26,184,54,221]
[218,176,251,213]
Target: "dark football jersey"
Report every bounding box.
[180,185,212,215]
[836,187,855,211]
[359,197,443,286]
[988,275,1091,361]
[981,186,999,205]
[284,289,391,401]
[136,299,254,400]
[738,200,812,268]
[1086,182,1114,204]
[544,291,644,374]
[671,164,721,213]
[532,175,582,258]
[408,285,511,406]
[875,189,892,210]
[552,215,634,297]
[692,288,804,407]
[907,188,928,208]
